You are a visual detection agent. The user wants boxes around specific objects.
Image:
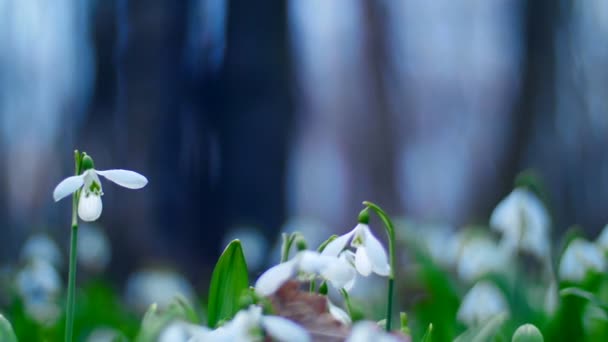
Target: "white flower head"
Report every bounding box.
[322,223,390,277]
[255,250,356,296]
[53,154,147,222]
[204,305,310,342]
[490,188,550,259]
[457,281,508,326]
[346,321,401,342]
[559,238,606,283]
[457,235,510,283]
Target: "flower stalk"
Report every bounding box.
[65,150,82,342]
[362,201,396,332]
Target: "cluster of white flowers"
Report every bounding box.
[256,222,390,298]
[161,304,401,342]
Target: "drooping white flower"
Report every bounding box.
[457,281,508,326]
[457,235,510,282]
[558,238,606,283]
[490,188,550,259]
[159,321,211,342]
[21,234,62,268]
[53,165,147,222]
[15,259,62,325]
[125,269,196,314]
[346,321,401,342]
[322,223,390,277]
[255,250,356,296]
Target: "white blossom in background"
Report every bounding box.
[457,236,510,283]
[544,281,559,315]
[559,238,606,282]
[457,281,509,326]
[490,188,550,260]
[161,306,310,342]
[125,269,196,314]
[15,259,62,325]
[421,224,463,268]
[322,223,390,277]
[78,223,111,273]
[21,234,62,268]
[255,250,356,296]
[53,168,148,222]
[346,321,401,342]
[595,224,608,252]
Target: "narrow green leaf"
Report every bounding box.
[454,312,508,342]
[207,239,249,328]
[0,314,18,342]
[421,323,433,342]
[560,287,608,313]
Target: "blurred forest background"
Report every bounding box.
[1,0,607,287]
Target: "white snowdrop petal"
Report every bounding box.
[457,281,508,326]
[321,257,356,290]
[78,194,103,222]
[596,225,608,252]
[262,316,310,342]
[96,169,148,189]
[53,175,85,202]
[321,229,356,257]
[362,228,390,276]
[559,239,606,282]
[354,247,372,277]
[328,300,351,325]
[255,260,297,296]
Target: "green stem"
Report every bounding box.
[363,201,396,332]
[65,151,81,342]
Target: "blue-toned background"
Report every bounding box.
[1,0,607,288]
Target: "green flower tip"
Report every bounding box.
[81,153,95,171]
[512,323,543,342]
[358,207,370,224]
[295,235,308,251]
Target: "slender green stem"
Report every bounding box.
[65,151,81,342]
[363,201,396,332]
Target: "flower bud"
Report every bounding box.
[512,324,543,342]
[81,154,95,171]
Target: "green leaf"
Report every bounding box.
[0,314,17,342]
[454,312,509,342]
[207,239,249,328]
[560,287,608,313]
[421,323,433,342]
[135,295,199,342]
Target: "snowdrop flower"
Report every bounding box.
[558,238,606,282]
[457,236,510,282]
[346,321,401,342]
[159,321,211,342]
[255,250,356,296]
[15,259,62,324]
[490,188,550,260]
[457,281,508,326]
[21,234,62,268]
[53,155,148,221]
[199,305,309,342]
[322,223,390,277]
[125,269,196,314]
